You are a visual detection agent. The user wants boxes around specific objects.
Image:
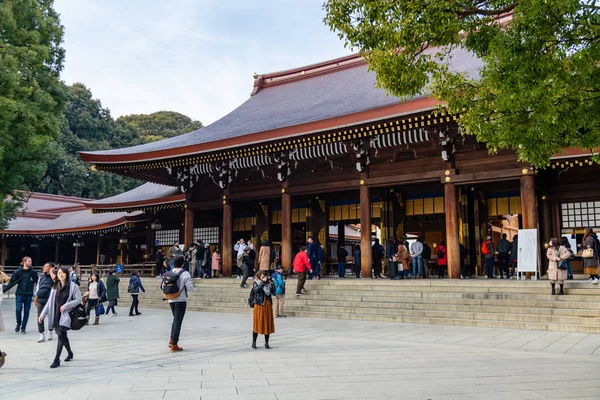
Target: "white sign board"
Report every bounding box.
[517,229,538,273]
[568,237,577,254]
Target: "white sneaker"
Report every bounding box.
[593,278,599,284]
[37,333,45,343]
[236,276,241,280]
[587,278,594,283]
[47,330,53,341]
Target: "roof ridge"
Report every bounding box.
[27,192,88,203]
[251,53,364,96]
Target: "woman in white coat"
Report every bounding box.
[546,238,569,296]
[39,266,82,368]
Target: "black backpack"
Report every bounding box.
[161,270,185,300]
[437,249,444,259]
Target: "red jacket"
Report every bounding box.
[292,251,312,273]
[437,245,448,266]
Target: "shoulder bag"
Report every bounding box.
[69,303,89,330]
[582,247,594,258]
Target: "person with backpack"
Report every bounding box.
[35,262,56,343]
[163,255,193,352]
[3,256,38,334]
[240,248,252,288]
[234,238,247,279]
[582,228,599,283]
[482,236,495,279]
[39,266,82,368]
[560,237,574,280]
[436,242,447,279]
[272,264,286,318]
[128,270,145,316]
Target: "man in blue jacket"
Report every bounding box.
[3,256,38,334]
[307,236,319,280]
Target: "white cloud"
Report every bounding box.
[54,0,352,125]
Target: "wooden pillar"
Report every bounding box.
[96,236,102,265]
[54,239,60,264]
[120,245,125,265]
[184,207,194,248]
[255,203,270,254]
[540,197,553,275]
[222,203,233,277]
[282,191,292,271]
[445,183,461,279]
[360,184,372,278]
[520,175,538,229]
[1,237,6,266]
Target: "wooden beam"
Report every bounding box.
[282,191,292,271]
[367,170,446,188]
[445,183,460,279]
[187,200,225,211]
[447,168,527,185]
[360,184,372,278]
[222,203,232,277]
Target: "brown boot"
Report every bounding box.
[168,338,173,349]
[171,344,183,352]
[93,316,99,325]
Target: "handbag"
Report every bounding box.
[558,260,568,270]
[582,248,594,258]
[69,304,89,330]
[95,302,106,315]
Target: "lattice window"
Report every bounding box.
[155,229,180,246]
[193,227,219,244]
[406,197,444,216]
[561,201,600,229]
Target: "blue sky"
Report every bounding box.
[54,0,353,125]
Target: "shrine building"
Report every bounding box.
[1,50,598,278]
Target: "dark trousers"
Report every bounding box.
[354,263,361,278]
[86,298,99,316]
[388,261,397,279]
[240,267,251,287]
[54,331,72,362]
[107,299,117,314]
[170,301,187,345]
[130,294,139,314]
[296,271,307,294]
[460,262,468,278]
[498,253,509,277]
[337,262,346,277]
[313,262,321,278]
[308,260,318,279]
[485,257,495,278]
[37,301,51,333]
[15,295,33,330]
[437,266,445,278]
[373,259,382,277]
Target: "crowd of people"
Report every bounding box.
[156,241,222,279]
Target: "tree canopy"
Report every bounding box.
[324,0,600,167]
[117,111,203,143]
[0,0,66,228]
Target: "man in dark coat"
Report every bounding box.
[372,239,385,279]
[307,236,319,280]
[336,244,349,278]
[3,256,38,334]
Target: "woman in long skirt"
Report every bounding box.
[251,270,275,349]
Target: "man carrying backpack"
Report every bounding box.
[163,255,193,352]
[483,236,495,279]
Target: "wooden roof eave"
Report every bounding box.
[87,194,186,213]
[80,97,440,166]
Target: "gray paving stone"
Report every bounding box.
[2,300,600,400]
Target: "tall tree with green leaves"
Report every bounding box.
[34,83,143,199]
[117,111,203,143]
[324,0,600,167]
[0,0,66,228]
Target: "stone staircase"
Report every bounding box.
[117,277,600,333]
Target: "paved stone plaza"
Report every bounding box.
[1,299,600,400]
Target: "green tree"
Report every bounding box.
[324,0,600,167]
[33,83,142,199]
[117,111,203,143]
[0,0,66,228]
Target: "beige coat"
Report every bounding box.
[258,246,272,271]
[547,246,569,282]
[397,244,410,271]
